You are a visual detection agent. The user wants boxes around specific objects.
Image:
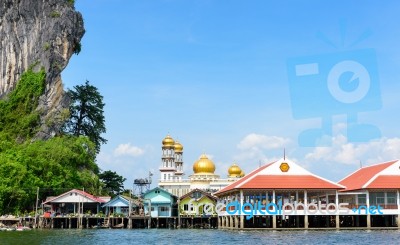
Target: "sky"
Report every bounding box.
[62,0,400,191]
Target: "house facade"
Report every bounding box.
[42,189,110,216]
[143,187,177,218]
[179,189,217,217]
[102,195,141,217]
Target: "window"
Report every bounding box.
[151,207,154,211]
[160,207,169,212]
[358,194,366,204]
[387,192,396,204]
[369,192,385,205]
[192,192,202,199]
[183,204,188,211]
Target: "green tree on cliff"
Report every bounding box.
[63,81,107,153]
[99,170,126,196]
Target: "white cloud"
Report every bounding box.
[233,133,291,166]
[237,133,290,150]
[114,143,144,157]
[305,135,400,165]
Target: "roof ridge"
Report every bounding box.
[214,161,276,195]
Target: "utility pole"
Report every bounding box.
[128,189,132,229]
[177,199,181,229]
[34,187,39,228]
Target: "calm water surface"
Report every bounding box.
[1,229,400,245]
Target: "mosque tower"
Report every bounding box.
[174,141,184,180]
[160,135,177,181]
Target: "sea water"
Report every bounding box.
[1,229,400,245]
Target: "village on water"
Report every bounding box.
[1,134,400,231]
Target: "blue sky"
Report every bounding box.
[62,0,400,190]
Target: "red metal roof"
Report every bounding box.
[214,160,343,196]
[338,160,397,191]
[240,175,343,189]
[214,162,274,195]
[43,189,107,204]
[365,175,400,189]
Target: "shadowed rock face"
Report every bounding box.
[0,0,85,138]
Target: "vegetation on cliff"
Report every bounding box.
[0,69,102,214]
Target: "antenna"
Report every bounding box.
[284,148,286,160]
[359,160,363,169]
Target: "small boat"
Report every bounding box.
[6,227,16,231]
[112,223,124,229]
[16,226,31,231]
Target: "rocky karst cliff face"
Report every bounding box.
[0,0,84,138]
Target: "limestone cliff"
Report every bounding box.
[0,0,84,138]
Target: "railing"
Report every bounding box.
[345,204,399,209]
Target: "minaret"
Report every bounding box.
[160,135,177,181]
[174,141,184,180]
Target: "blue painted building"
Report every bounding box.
[102,195,141,216]
[143,187,177,217]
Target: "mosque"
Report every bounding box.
[158,135,245,197]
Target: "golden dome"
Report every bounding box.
[193,154,215,174]
[162,135,175,147]
[228,163,242,176]
[174,141,183,152]
[228,163,243,177]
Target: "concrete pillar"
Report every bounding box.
[304,190,308,229]
[240,190,244,229]
[366,191,371,228]
[397,190,400,228]
[326,193,330,227]
[272,215,277,229]
[230,216,233,228]
[235,216,239,229]
[296,190,299,227]
[336,215,340,229]
[272,190,277,229]
[398,215,400,229]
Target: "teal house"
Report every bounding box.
[143,187,177,217]
[102,195,141,216]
